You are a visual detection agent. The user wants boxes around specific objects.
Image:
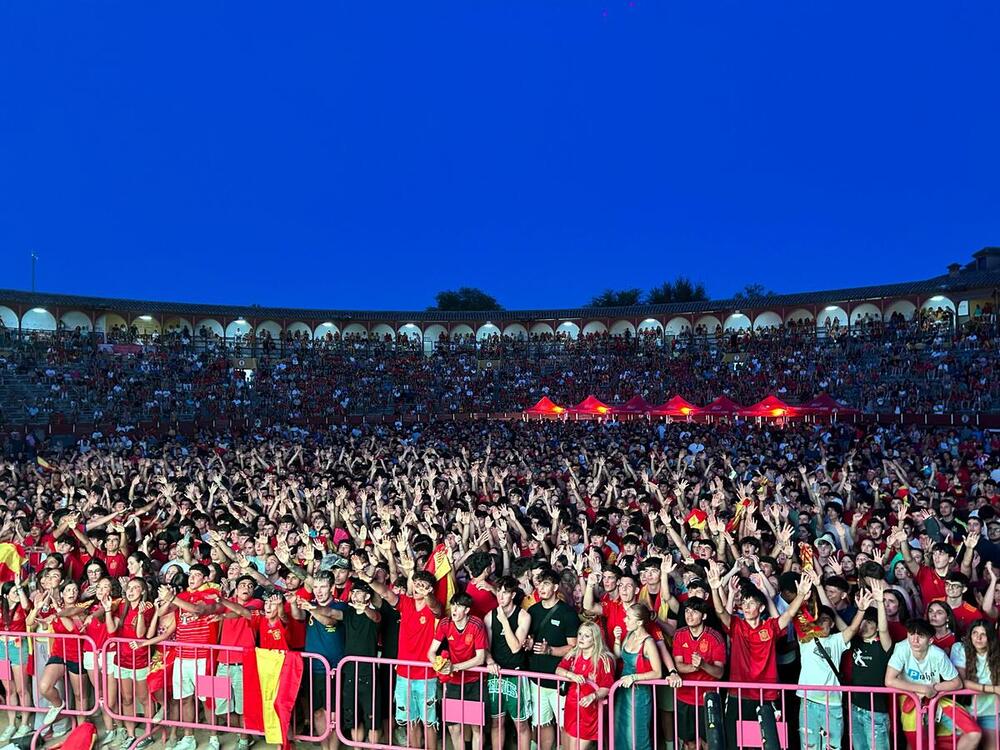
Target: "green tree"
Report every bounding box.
[731,283,774,303]
[588,288,643,307]
[645,276,708,304]
[428,287,504,312]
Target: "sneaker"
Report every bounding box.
[0,725,16,742]
[116,733,136,750]
[41,705,63,727]
[171,736,197,750]
[133,736,155,750]
[151,708,164,723]
[235,739,251,750]
[11,726,30,740]
[207,736,220,750]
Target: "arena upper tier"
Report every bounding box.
[2,247,999,344]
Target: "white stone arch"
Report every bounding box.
[225,320,252,339]
[724,313,751,331]
[315,322,341,340]
[371,323,395,340]
[449,324,474,340]
[502,323,528,340]
[664,317,690,336]
[555,321,580,339]
[610,319,636,336]
[637,318,663,335]
[96,313,128,333]
[133,316,161,336]
[286,322,312,338]
[397,323,421,342]
[581,321,608,336]
[60,311,92,332]
[921,295,956,313]
[883,300,916,322]
[784,308,815,325]
[694,315,722,332]
[164,316,193,334]
[0,306,18,330]
[22,308,56,330]
[476,323,501,340]
[752,311,782,330]
[849,303,882,324]
[195,319,224,338]
[342,323,368,338]
[424,324,448,342]
[819,306,848,328]
[256,320,282,339]
[529,322,554,337]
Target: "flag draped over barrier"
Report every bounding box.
[242,647,304,749]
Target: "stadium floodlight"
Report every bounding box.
[139,315,153,321]
[31,307,47,313]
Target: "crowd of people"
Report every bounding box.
[0,416,999,750]
[1,308,998,429]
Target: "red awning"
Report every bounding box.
[613,395,652,415]
[798,393,858,415]
[568,395,613,415]
[738,394,801,418]
[696,396,743,416]
[523,396,566,416]
[649,395,700,417]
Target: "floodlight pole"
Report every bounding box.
[31,251,38,292]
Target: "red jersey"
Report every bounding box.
[51,617,86,663]
[433,616,487,683]
[465,582,498,621]
[253,614,290,650]
[672,626,727,705]
[96,550,128,578]
[218,599,262,664]
[935,600,984,636]
[396,594,438,680]
[115,606,152,669]
[932,632,958,652]
[174,589,221,659]
[725,616,782,702]
[915,567,947,606]
[600,599,665,650]
[83,603,112,652]
[559,654,615,741]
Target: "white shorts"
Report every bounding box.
[532,686,565,727]
[83,651,115,673]
[214,663,244,715]
[111,663,151,683]
[172,657,208,700]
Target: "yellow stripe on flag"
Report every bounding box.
[0,543,24,583]
[255,648,287,745]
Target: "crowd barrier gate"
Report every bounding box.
[925,689,998,750]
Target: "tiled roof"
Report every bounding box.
[2,268,999,323]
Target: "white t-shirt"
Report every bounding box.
[797,633,849,705]
[950,643,997,718]
[888,641,957,687]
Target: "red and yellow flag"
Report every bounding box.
[425,543,457,612]
[36,457,56,473]
[0,543,25,583]
[684,508,707,531]
[243,648,304,749]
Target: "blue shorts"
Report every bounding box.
[0,637,29,667]
[394,676,439,725]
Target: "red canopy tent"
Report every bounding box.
[798,393,858,416]
[696,396,743,417]
[613,395,652,415]
[649,395,699,417]
[522,396,565,417]
[738,395,801,418]
[568,395,613,416]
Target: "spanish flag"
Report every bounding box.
[36,456,55,473]
[425,543,457,612]
[684,508,707,531]
[0,543,25,583]
[242,648,304,749]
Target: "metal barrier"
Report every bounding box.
[99,638,334,747]
[925,689,997,750]
[607,677,926,750]
[0,631,100,750]
[334,655,606,750]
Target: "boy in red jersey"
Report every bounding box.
[705,562,812,750]
[427,592,488,750]
[671,597,726,750]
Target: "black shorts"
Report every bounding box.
[340,662,385,731]
[299,670,332,714]
[444,679,483,702]
[676,700,708,744]
[47,656,82,675]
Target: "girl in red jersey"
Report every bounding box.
[113,579,155,749]
[37,581,88,728]
[555,621,615,750]
[0,579,34,741]
[928,600,959,652]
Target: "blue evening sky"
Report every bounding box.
[1,2,997,310]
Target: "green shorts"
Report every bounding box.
[486,675,533,722]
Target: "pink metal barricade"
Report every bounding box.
[0,631,101,750]
[99,637,335,747]
[925,689,997,750]
[606,677,926,750]
[334,655,605,750]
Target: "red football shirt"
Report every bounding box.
[434,616,487,683]
[396,595,438,680]
[672,626,727,705]
[915,566,947,606]
[725,617,781,701]
[465,582,499,621]
[254,614,290,650]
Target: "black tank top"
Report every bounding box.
[490,609,526,670]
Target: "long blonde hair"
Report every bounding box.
[565,621,613,680]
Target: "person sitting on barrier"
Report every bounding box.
[555,620,615,750]
[0,577,34,742]
[885,617,981,750]
[950,618,1000,749]
[484,576,533,750]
